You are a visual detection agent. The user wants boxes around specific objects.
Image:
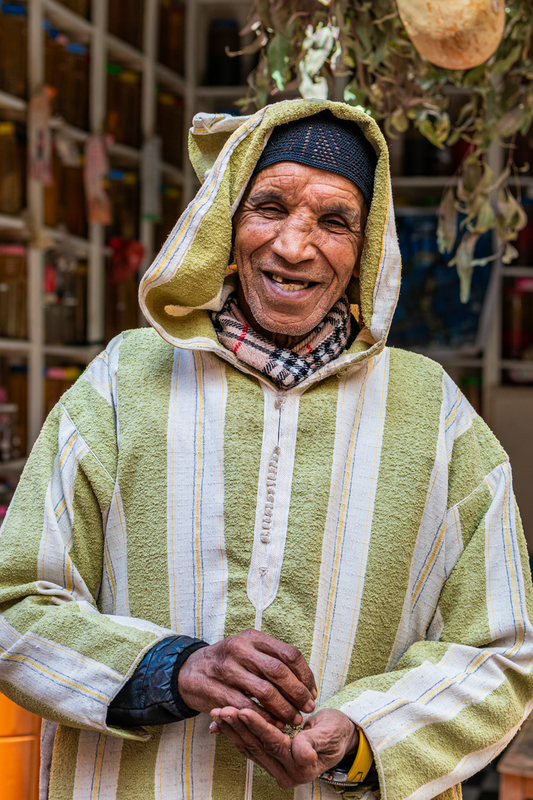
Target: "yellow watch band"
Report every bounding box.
[347,728,373,783]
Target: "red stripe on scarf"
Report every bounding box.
[233,324,249,355]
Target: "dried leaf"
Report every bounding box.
[437,187,458,254]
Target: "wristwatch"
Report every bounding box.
[319,726,375,793]
[319,766,364,790]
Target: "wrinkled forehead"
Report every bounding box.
[235,161,368,225]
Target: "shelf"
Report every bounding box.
[156,64,186,95]
[106,34,144,70]
[42,0,93,40]
[44,343,102,361]
[394,205,439,216]
[0,339,30,354]
[392,176,458,189]
[108,141,141,163]
[502,266,533,278]
[0,458,27,475]
[43,228,92,254]
[196,85,247,99]
[0,91,27,112]
[0,214,25,231]
[50,117,90,142]
[501,360,533,371]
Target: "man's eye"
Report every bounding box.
[259,204,284,213]
[323,217,347,229]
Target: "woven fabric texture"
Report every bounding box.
[253,110,377,207]
[212,292,352,389]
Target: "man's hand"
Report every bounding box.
[178,629,317,727]
[210,706,359,790]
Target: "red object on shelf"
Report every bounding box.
[108,238,145,284]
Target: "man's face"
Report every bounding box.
[233,161,367,337]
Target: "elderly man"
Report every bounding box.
[0,99,532,800]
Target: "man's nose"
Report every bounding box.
[270,216,316,264]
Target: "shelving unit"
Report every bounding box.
[0,0,253,475]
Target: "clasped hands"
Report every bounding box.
[178,629,359,790]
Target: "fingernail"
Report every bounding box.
[209,722,218,733]
[312,688,318,700]
[303,700,315,713]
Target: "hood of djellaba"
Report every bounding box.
[138,98,402,385]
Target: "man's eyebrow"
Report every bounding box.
[247,189,286,205]
[321,202,361,223]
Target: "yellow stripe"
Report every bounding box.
[2,652,108,702]
[317,360,373,693]
[92,735,106,800]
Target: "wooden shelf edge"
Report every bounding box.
[0,90,27,112]
[42,0,94,38]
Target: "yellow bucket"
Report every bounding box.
[0,694,40,800]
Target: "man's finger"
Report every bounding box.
[240,652,316,715]
[215,708,294,786]
[291,729,321,768]
[251,633,317,697]
[232,667,305,725]
[236,707,308,763]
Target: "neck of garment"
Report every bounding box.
[212,292,353,390]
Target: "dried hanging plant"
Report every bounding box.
[237,0,533,301]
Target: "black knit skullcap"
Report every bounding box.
[253,110,377,208]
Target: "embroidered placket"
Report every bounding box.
[245,386,302,800]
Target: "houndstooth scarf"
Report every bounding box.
[212,292,352,389]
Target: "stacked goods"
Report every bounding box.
[0,359,27,454]
[0,122,25,215]
[44,255,87,345]
[44,151,87,238]
[0,244,26,339]
[106,169,140,241]
[158,0,184,74]
[108,0,143,49]
[0,399,19,462]
[105,265,139,341]
[155,184,182,250]
[44,25,90,130]
[44,365,83,415]
[0,2,27,98]
[106,64,141,148]
[157,90,184,167]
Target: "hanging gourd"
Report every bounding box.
[395,0,505,70]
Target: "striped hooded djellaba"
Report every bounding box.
[1,99,533,800]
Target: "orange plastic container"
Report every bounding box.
[0,693,40,800]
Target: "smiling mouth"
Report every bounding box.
[266,272,315,293]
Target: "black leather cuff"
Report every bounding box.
[107,635,209,727]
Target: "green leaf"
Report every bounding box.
[491,43,522,77]
[474,200,496,233]
[267,33,291,88]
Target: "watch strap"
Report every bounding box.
[347,727,374,783]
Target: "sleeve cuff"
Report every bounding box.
[107,636,209,727]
